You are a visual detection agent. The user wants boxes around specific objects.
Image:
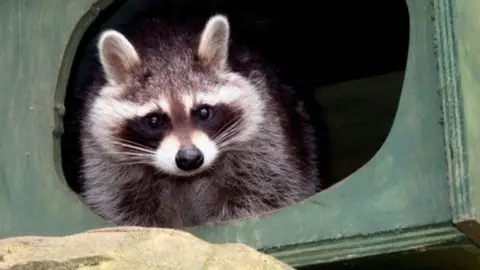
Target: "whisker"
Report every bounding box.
[110,141,157,155]
[211,115,245,140]
[114,137,153,149]
[116,161,150,166]
[214,119,242,140]
[106,135,157,153]
[215,121,243,147]
[105,147,154,166]
[113,156,150,162]
[107,151,153,157]
[153,169,164,176]
[112,154,150,163]
[211,121,236,139]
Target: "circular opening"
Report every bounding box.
[60,0,409,227]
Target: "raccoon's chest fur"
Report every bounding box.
[82,129,317,228]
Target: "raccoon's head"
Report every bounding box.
[86,15,265,177]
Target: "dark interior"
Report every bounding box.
[61,0,410,194]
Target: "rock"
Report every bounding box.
[0,226,293,270]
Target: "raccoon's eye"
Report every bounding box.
[195,105,213,121]
[143,113,166,130]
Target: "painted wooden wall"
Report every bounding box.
[1,0,479,268]
[451,0,480,242]
[0,0,109,237]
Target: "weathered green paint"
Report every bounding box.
[0,0,479,269]
[450,0,480,244]
[0,0,109,237]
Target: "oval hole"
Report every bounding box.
[59,0,409,223]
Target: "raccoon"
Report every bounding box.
[76,13,321,228]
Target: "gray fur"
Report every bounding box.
[78,14,320,228]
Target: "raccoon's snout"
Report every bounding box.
[175,147,204,171]
[154,133,217,176]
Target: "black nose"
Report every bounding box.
[175,147,204,171]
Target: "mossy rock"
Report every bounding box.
[0,226,293,270]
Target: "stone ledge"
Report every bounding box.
[0,226,293,270]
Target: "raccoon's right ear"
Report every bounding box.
[197,15,230,71]
[97,30,141,86]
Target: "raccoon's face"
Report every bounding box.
[85,15,264,177]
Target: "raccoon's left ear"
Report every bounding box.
[197,14,230,70]
[97,30,141,86]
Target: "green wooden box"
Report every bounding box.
[2,0,480,269]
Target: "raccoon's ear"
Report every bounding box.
[97,30,141,86]
[197,15,230,70]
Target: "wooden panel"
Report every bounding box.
[0,0,462,268]
[0,0,109,238]
[450,0,480,241]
